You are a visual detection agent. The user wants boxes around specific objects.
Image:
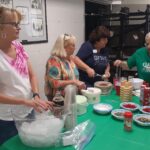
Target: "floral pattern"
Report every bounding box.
[45,56,79,100]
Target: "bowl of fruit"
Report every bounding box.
[120,102,139,111]
[139,106,150,114]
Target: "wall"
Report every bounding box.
[24,0,85,98]
[122,0,150,4]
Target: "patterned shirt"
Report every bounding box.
[45,56,79,100]
[0,41,29,78]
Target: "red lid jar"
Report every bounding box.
[124,112,133,131]
[124,112,133,118]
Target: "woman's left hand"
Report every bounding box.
[34,97,54,111]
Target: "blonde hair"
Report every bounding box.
[51,34,76,58]
[145,32,150,41]
[0,6,22,25]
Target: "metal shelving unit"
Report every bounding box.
[85,4,150,81]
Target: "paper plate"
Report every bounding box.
[111,109,131,120]
[133,114,150,126]
[120,102,139,111]
[139,106,150,115]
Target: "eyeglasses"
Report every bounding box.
[63,33,71,43]
[0,22,20,28]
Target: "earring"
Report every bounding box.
[1,33,7,39]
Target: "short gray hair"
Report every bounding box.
[145,32,150,41]
[51,34,76,58]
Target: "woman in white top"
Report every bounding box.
[0,7,53,144]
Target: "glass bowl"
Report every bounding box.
[12,109,65,148]
[94,81,112,95]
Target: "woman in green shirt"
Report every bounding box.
[114,32,150,83]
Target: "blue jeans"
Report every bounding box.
[0,120,18,145]
[0,110,35,145]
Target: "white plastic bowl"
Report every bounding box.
[130,78,143,90]
[81,87,101,104]
[93,103,113,114]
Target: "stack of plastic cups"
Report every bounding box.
[120,81,133,102]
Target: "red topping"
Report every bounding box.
[99,83,108,86]
[123,104,136,109]
[143,108,150,113]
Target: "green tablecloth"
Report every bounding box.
[1,91,150,150]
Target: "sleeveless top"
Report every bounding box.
[0,41,32,120]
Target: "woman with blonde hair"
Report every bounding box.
[0,6,53,144]
[45,34,85,101]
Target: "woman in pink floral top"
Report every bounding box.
[0,7,52,144]
[45,34,86,101]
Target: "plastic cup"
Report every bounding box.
[113,78,119,89]
[116,81,120,96]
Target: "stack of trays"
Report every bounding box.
[120,81,133,102]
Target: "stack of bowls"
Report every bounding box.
[120,81,133,102]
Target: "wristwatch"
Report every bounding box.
[33,93,40,99]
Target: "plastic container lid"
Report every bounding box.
[124,112,133,118]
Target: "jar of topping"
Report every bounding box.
[124,112,133,131]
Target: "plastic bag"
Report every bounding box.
[73,120,96,150]
[55,120,96,150]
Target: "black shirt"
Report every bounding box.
[76,41,110,87]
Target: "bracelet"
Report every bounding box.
[33,93,40,98]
